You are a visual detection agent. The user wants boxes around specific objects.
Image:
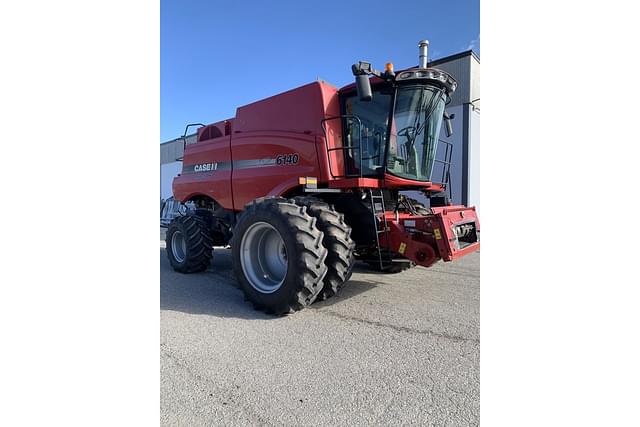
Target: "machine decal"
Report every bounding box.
[183,155,301,174]
[275,153,299,165]
[233,158,277,169]
[398,242,407,255]
[195,163,219,172]
[183,161,231,174]
[235,154,299,168]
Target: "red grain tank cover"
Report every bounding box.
[234,81,338,136]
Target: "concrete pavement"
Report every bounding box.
[160,240,480,426]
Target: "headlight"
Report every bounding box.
[395,68,457,95]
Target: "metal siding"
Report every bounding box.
[435,104,464,205]
[160,134,196,165]
[462,104,469,206]
[467,108,480,216]
[160,140,182,164]
[470,55,480,110]
[160,144,167,164]
[171,143,179,162]
[433,56,471,107]
[161,161,183,199]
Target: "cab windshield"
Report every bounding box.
[342,84,446,182]
[387,85,446,182]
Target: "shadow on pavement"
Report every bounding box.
[310,279,377,310]
[160,248,380,319]
[161,247,273,320]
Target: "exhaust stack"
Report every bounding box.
[418,40,429,68]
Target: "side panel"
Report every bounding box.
[231,132,320,209]
[172,136,234,209]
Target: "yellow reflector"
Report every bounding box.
[306,177,317,185]
[385,62,394,73]
[398,242,407,255]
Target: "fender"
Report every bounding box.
[267,177,303,200]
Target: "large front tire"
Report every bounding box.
[231,198,328,315]
[293,196,355,300]
[166,214,213,273]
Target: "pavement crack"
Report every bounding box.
[314,309,479,344]
[161,346,276,426]
[424,269,480,279]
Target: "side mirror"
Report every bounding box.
[352,62,373,102]
[443,112,455,137]
[355,74,372,102]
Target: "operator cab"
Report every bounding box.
[338,50,457,187]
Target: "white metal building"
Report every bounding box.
[429,50,480,214]
[160,50,479,213]
[160,133,195,200]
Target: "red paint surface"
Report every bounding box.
[173,135,233,208]
[172,80,465,216]
[231,132,319,208]
[174,81,346,210]
[378,206,480,267]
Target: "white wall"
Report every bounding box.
[161,161,182,199]
[467,108,480,216]
[437,104,465,205]
[470,55,480,110]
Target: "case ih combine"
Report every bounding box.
[165,40,480,314]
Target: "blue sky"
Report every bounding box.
[161,0,479,141]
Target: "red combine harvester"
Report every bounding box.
[166,40,480,314]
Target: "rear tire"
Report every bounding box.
[166,214,213,273]
[231,197,328,315]
[293,196,356,300]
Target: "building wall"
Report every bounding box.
[437,104,465,205]
[467,54,480,214]
[467,108,480,216]
[433,51,480,213]
[161,161,182,199]
[160,134,196,199]
[432,57,470,108]
[470,55,480,109]
[160,134,197,165]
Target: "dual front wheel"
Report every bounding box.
[231,197,355,314]
[166,197,356,315]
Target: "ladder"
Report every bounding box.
[369,189,391,270]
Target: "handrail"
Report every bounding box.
[432,139,453,199]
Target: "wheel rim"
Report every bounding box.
[240,222,288,293]
[171,230,187,263]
